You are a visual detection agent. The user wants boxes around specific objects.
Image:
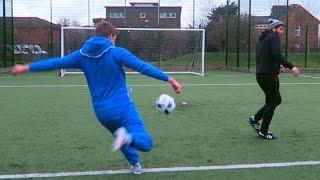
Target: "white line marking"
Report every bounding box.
[0,75,149,79]
[1,161,320,179]
[0,74,298,79]
[1,82,320,88]
[0,85,87,88]
[300,75,320,79]
[0,76,58,79]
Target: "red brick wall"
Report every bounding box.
[253,5,320,52]
[14,27,60,54]
[287,5,319,51]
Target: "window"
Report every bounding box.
[170,13,176,18]
[115,13,121,18]
[254,24,267,29]
[140,13,146,18]
[295,25,301,37]
[160,13,166,18]
[109,13,125,19]
[160,13,176,19]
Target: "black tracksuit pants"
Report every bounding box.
[254,75,282,134]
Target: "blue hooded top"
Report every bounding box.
[29,36,169,122]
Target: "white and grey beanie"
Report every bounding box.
[267,19,284,30]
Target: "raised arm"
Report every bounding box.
[29,51,81,72]
[118,48,182,93]
[12,51,82,75]
[12,51,81,75]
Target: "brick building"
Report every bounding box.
[253,4,320,51]
[94,1,181,28]
[12,17,60,53]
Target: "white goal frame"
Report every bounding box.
[60,27,205,77]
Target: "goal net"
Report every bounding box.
[60,27,205,77]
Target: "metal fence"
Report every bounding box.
[0,0,320,69]
[0,0,13,68]
[221,0,320,69]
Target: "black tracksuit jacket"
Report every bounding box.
[256,30,294,76]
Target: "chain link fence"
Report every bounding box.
[224,0,320,69]
[1,0,320,69]
[0,0,13,68]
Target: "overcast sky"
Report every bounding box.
[12,0,320,27]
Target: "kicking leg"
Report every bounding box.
[120,105,153,152]
[112,105,153,174]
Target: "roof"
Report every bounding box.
[1,17,60,28]
[252,16,270,24]
[105,6,181,9]
[129,0,158,2]
[129,0,158,5]
[271,4,320,22]
[270,5,291,19]
[129,2,159,7]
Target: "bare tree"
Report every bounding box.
[70,20,81,27]
[57,18,81,27]
[197,0,214,28]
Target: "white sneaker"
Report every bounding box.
[112,127,131,152]
[130,162,142,175]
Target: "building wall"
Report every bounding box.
[287,5,319,51]
[14,27,60,54]
[253,5,320,52]
[105,6,181,28]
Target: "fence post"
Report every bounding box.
[2,0,7,68]
[225,0,229,67]
[192,0,195,28]
[87,0,90,26]
[285,0,289,60]
[236,0,240,67]
[124,0,127,27]
[248,0,251,69]
[11,0,13,66]
[304,25,309,68]
[50,0,53,58]
[158,0,160,28]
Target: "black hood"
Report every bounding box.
[259,30,273,41]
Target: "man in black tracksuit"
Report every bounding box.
[249,19,300,140]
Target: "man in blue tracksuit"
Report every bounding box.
[12,20,182,174]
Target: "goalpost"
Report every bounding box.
[60,27,205,77]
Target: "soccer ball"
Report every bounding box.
[156,94,176,114]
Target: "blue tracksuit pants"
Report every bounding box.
[99,104,153,165]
